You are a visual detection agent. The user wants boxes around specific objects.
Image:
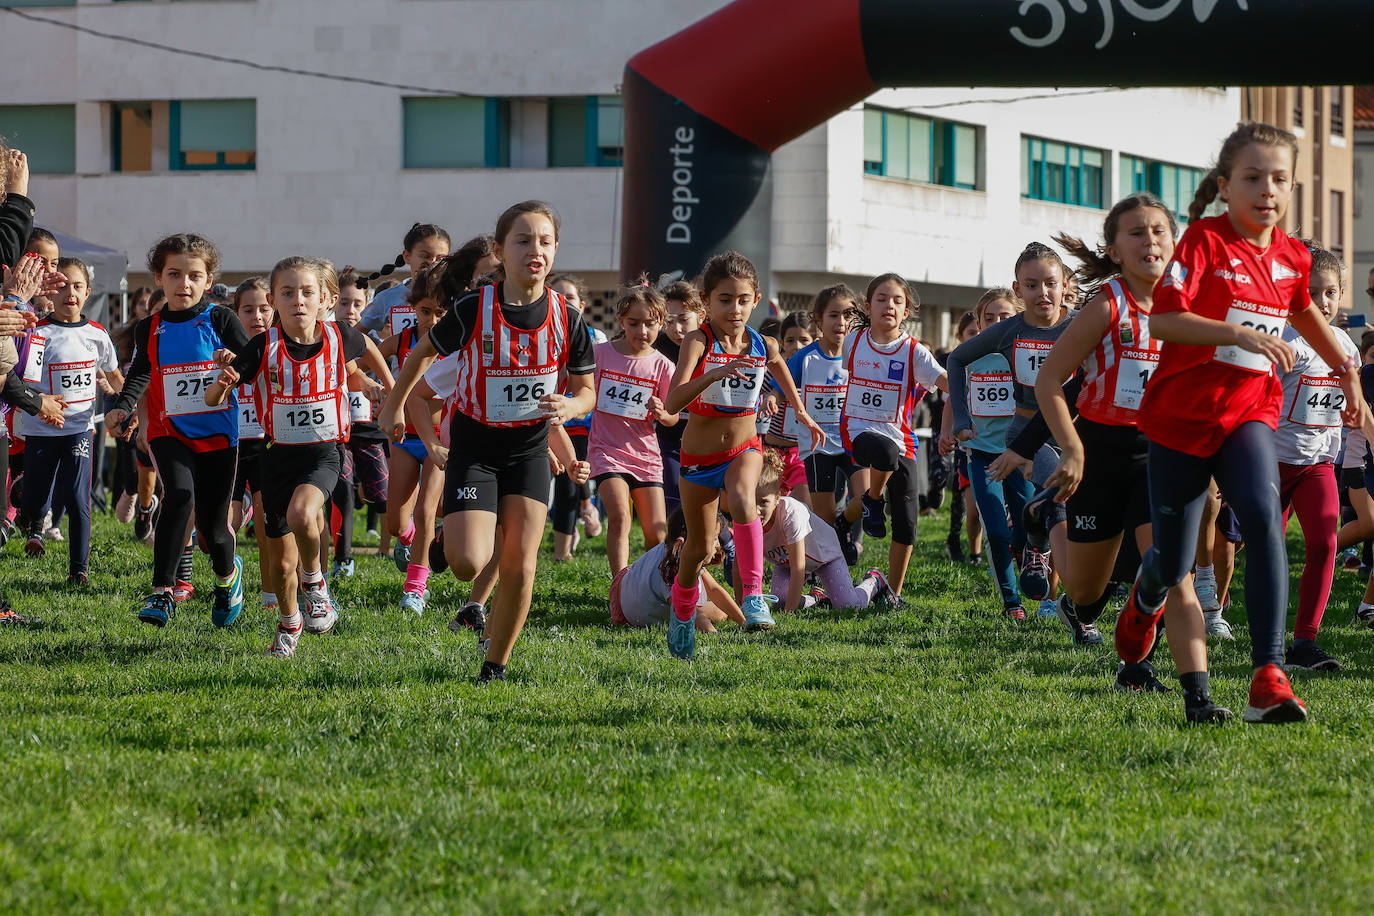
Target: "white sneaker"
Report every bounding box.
[1195,574,1220,612]
[301,583,339,634]
[115,491,136,524]
[268,622,302,658]
[1204,609,1234,640]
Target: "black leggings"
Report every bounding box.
[1141,421,1286,668]
[550,432,589,536]
[149,438,238,588]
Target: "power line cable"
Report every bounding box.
[0,5,470,96]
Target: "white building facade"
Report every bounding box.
[3,0,1240,344]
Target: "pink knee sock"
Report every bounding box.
[404,563,430,595]
[399,518,416,547]
[670,579,699,622]
[732,517,764,597]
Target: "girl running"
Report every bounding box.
[358,223,451,339]
[834,274,948,602]
[1121,122,1367,724]
[590,282,675,574]
[610,508,744,632]
[379,200,598,684]
[756,449,891,612]
[14,258,120,583]
[207,257,371,657]
[939,289,1028,619]
[663,250,823,660]
[1272,243,1361,672]
[789,285,862,562]
[760,312,813,505]
[106,234,248,629]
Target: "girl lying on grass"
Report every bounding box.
[609,508,744,633]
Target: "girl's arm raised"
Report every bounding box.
[1033,294,1111,501]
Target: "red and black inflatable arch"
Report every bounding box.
[621,0,1369,283]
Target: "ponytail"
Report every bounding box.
[357,222,452,289]
[1053,232,1116,287]
[1188,169,1221,225]
[659,537,686,587]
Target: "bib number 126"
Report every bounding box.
[501,381,548,403]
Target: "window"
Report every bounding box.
[403,97,509,169]
[1022,136,1103,208]
[112,103,153,172]
[171,99,255,170]
[1331,190,1345,256]
[0,105,75,174]
[862,107,978,189]
[1331,87,1345,136]
[547,96,624,167]
[1120,155,1206,222]
[1,1,75,6]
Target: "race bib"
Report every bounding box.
[1014,338,1054,386]
[348,390,373,423]
[390,304,417,336]
[239,398,265,439]
[844,377,901,424]
[699,352,766,410]
[1214,301,1287,373]
[51,360,97,405]
[161,362,227,416]
[485,368,558,423]
[804,384,845,426]
[1112,349,1160,411]
[969,372,1014,418]
[1288,375,1344,427]
[597,369,655,420]
[21,333,45,384]
[271,393,340,444]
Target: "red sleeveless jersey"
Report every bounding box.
[253,323,351,445]
[1076,279,1162,427]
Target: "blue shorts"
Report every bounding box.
[393,434,428,465]
[679,437,760,491]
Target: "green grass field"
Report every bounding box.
[2,504,1373,914]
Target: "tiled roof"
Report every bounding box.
[1356,86,1374,130]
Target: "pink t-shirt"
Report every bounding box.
[762,496,845,571]
[589,341,674,482]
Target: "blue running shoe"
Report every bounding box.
[137,592,175,628]
[742,594,778,631]
[400,589,427,617]
[330,558,355,579]
[393,541,411,574]
[667,610,696,660]
[1018,546,1052,602]
[212,556,245,628]
[860,493,887,538]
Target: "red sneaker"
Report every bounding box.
[1004,605,1026,621]
[1114,581,1165,664]
[1244,663,1308,724]
[172,580,195,603]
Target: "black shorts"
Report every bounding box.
[1216,502,1243,545]
[850,431,919,546]
[234,438,267,499]
[804,451,859,494]
[136,447,153,469]
[261,442,343,538]
[1342,465,1366,490]
[443,450,550,515]
[593,472,662,490]
[1067,418,1150,543]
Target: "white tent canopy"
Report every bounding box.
[49,230,128,330]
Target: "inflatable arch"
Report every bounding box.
[620,0,1369,283]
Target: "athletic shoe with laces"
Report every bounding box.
[1194,574,1220,612]
[212,556,245,628]
[301,582,339,634]
[944,535,965,563]
[392,540,411,574]
[1203,609,1235,640]
[1004,605,1026,621]
[1353,605,1374,629]
[833,511,859,567]
[134,494,159,541]
[1284,641,1341,672]
[580,502,602,538]
[1184,694,1233,725]
[1342,546,1362,571]
[137,592,175,628]
[860,494,887,538]
[1114,661,1172,694]
[400,589,427,617]
[24,535,44,557]
[66,571,89,587]
[1114,579,1165,664]
[449,602,487,634]
[742,594,778,631]
[1055,595,1103,646]
[329,558,355,579]
[667,609,696,660]
[807,586,831,609]
[115,491,136,525]
[172,580,195,603]
[863,567,892,607]
[1037,598,1059,618]
[1018,547,1051,602]
[0,607,36,627]
[268,622,303,658]
[1244,663,1308,723]
[1022,490,1054,552]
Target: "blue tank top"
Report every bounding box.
[147,307,238,449]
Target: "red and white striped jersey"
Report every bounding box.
[449,284,570,428]
[253,322,350,445]
[1076,278,1162,427]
